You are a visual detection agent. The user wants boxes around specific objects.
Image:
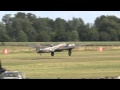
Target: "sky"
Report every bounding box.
[0,11,120,24]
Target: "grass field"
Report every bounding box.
[1,41,120,46]
[1,47,120,79]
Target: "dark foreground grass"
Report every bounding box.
[1,50,120,79]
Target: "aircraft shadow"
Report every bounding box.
[31,58,67,60]
[9,58,68,60]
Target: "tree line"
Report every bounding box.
[0,12,120,42]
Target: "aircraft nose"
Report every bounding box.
[36,49,42,53]
[39,48,43,51]
[38,48,43,52]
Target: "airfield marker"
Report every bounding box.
[98,47,104,51]
[3,49,9,54]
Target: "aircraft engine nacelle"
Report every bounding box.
[68,44,75,46]
[49,47,56,52]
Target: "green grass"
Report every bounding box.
[1,41,120,46]
[1,49,120,79]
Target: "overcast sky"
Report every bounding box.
[0,11,120,24]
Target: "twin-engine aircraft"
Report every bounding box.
[35,43,75,56]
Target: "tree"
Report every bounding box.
[78,24,90,41]
[26,13,37,22]
[36,31,51,42]
[116,29,120,40]
[106,27,118,41]
[10,18,23,41]
[69,31,79,41]
[88,27,99,41]
[15,12,26,19]
[3,12,120,42]
[66,17,84,32]
[95,15,120,41]
[54,18,67,30]
[16,30,28,42]
[99,32,111,41]
[20,19,37,41]
[2,14,12,24]
[0,22,11,41]
[49,32,56,41]
[54,29,67,41]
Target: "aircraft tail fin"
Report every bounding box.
[28,43,41,52]
[35,44,41,52]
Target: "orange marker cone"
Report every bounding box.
[98,47,104,51]
[3,49,9,54]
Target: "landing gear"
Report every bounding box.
[68,49,72,56]
[51,52,54,56]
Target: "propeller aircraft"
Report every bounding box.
[34,42,75,56]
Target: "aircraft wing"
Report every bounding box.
[55,44,76,52]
